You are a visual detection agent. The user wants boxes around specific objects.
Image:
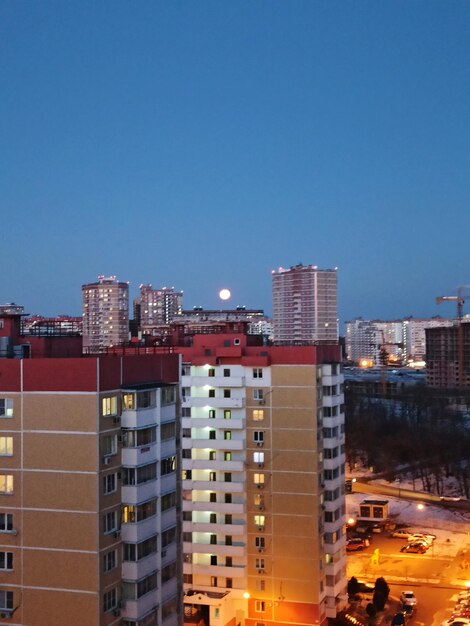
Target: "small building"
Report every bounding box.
[358,499,389,521]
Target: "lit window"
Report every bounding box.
[254,473,265,485]
[255,601,265,612]
[0,476,13,494]
[0,438,13,456]
[253,409,264,421]
[102,396,118,417]
[0,400,13,418]
[254,515,265,528]
[254,452,264,464]
[122,393,135,410]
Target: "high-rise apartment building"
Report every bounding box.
[426,321,470,388]
[82,276,129,353]
[272,265,338,344]
[135,285,183,329]
[178,327,346,626]
[0,308,180,626]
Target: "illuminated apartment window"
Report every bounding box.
[209,410,216,418]
[224,431,231,440]
[210,577,218,587]
[255,601,265,612]
[254,515,265,528]
[224,452,231,461]
[0,514,13,532]
[254,494,262,506]
[0,438,13,456]
[224,410,231,419]
[122,393,135,410]
[0,552,13,570]
[102,396,118,417]
[253,452,264,464]
[254,473,265,486]
[253,409,264,421]
[0,476,13,495]
[0,400,13,418]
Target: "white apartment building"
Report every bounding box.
[179,332,346,626]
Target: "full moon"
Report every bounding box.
[219,289,231,301]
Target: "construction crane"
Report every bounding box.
[436,286,470,387]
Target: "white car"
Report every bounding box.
[400,591,418,606]
[391,529,415,539]
[408,533,433,545]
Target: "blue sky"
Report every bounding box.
[1,1,469,324]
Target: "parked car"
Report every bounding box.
[441,619,470,626]
[401,604,415,620]
[346,537,369,551]
[408,533,434,545]
[391,528,415,539]
[440,496,462,502]
[415,530,437,540]
[408,538,431,550]
[400,542,427,554]
[400,591,418,607]
[392,613,406,626]
[356,580,375,593]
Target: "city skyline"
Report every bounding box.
[2,2,470,321]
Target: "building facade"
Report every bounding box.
[82,276,130,354]
[135,285,183,329]
[425,321,470,388]
[272,265,338,344]
[0,308,181,626]
[179,330,346,626]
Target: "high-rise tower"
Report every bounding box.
[82,276,129,353]
[272,265,338,344]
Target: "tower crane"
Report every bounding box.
[436,286,470,387]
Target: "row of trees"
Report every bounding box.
[345,384,470,497]
[348,576,390,613]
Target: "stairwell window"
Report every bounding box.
[253,409,264,421]
[0,591,13,610]
[0,552,13,570]
[253,389,264,401]
[0,514,13,532]
[254,473,265,486]
[102,396,118,417]
[0,476,13,495]
[253,432,264,444]
[103,473,117,495]
[0,400,13,418]
[0,438,13,456]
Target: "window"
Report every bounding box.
[208,368,215,377]
[253,389,264,401]
[253,431,264,444]
[210,492,217,503]
[0,476,13,495]
[122,499,157,524]
[225,514,232,524]
[0,590,13,610]
[226,578,233,588]
[255,601,265,612]
[161,456,176,475]
[122,427,157,448]
[102,434,117,456]
[254,473,265,486]
[123,535,158,561]
[161,491,177,511]
[209,471,216,481]
[255,536,265,549]
[253,368,263,378]
[161,421,175,441]
[209,451,216,461]
[104,549,117,572]
[102,396,118,417]
[223,389,231,398]
[137,390,155,409]
[162,561,177,583]
[103,511,118,534]
[122,462,157,485]
[224,493,232,503]
[0,400,13,418]
[161,526,176,548]
[209,409,216,418]
[254,452,264,464]
[256,557,265,569]
[208,389,215,398]
[224,473,232,482]
[182,469,192,480]
[103,473,117,495]
[256,581,265,592]
[0,514,13,532]
[210,513,217,524]
[225,535,232,546]
[224,410,231,419]
[209,430,216,440]
[226,556,232,566]
[253,409,264,421]
[0,552,13,570]
[103,587,118,612]
[224,431,231,440]
[0,438,13,456]
[211,576,218,587]
[224,452,231,461]
[223,369,230,377]
[254,515,265,528]
[210,534,217,545]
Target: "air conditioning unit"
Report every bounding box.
[258,548,264,553]
[113,608,121,617]
[259,399,265,405]
[258,463,264,468]
[113,416,121,424]
[256,442,264,447]
[257,569,265,574]
[103,456,111,465]
[0,610,12,619]
[118,600,126,609]
[259,505,265,511]
[257,484,264,489]
[258,527,264,531]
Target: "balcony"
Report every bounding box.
[188,376,245,387]
[188,460,245,472]
[121,517,159,544]
[184,541,245,557]
[121,481,159,504]
[122,443,158,466]
[182,417,245,431]
[184,439,244,451]
[184,500,245,515]
[122,593,158,622]
[322,394,344,408]
[121,406,159,429]
[184,397,245,409]
[122,553,160,581]
[186,563,246,578]
[184,521,245,535]
[184,480,244,493]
